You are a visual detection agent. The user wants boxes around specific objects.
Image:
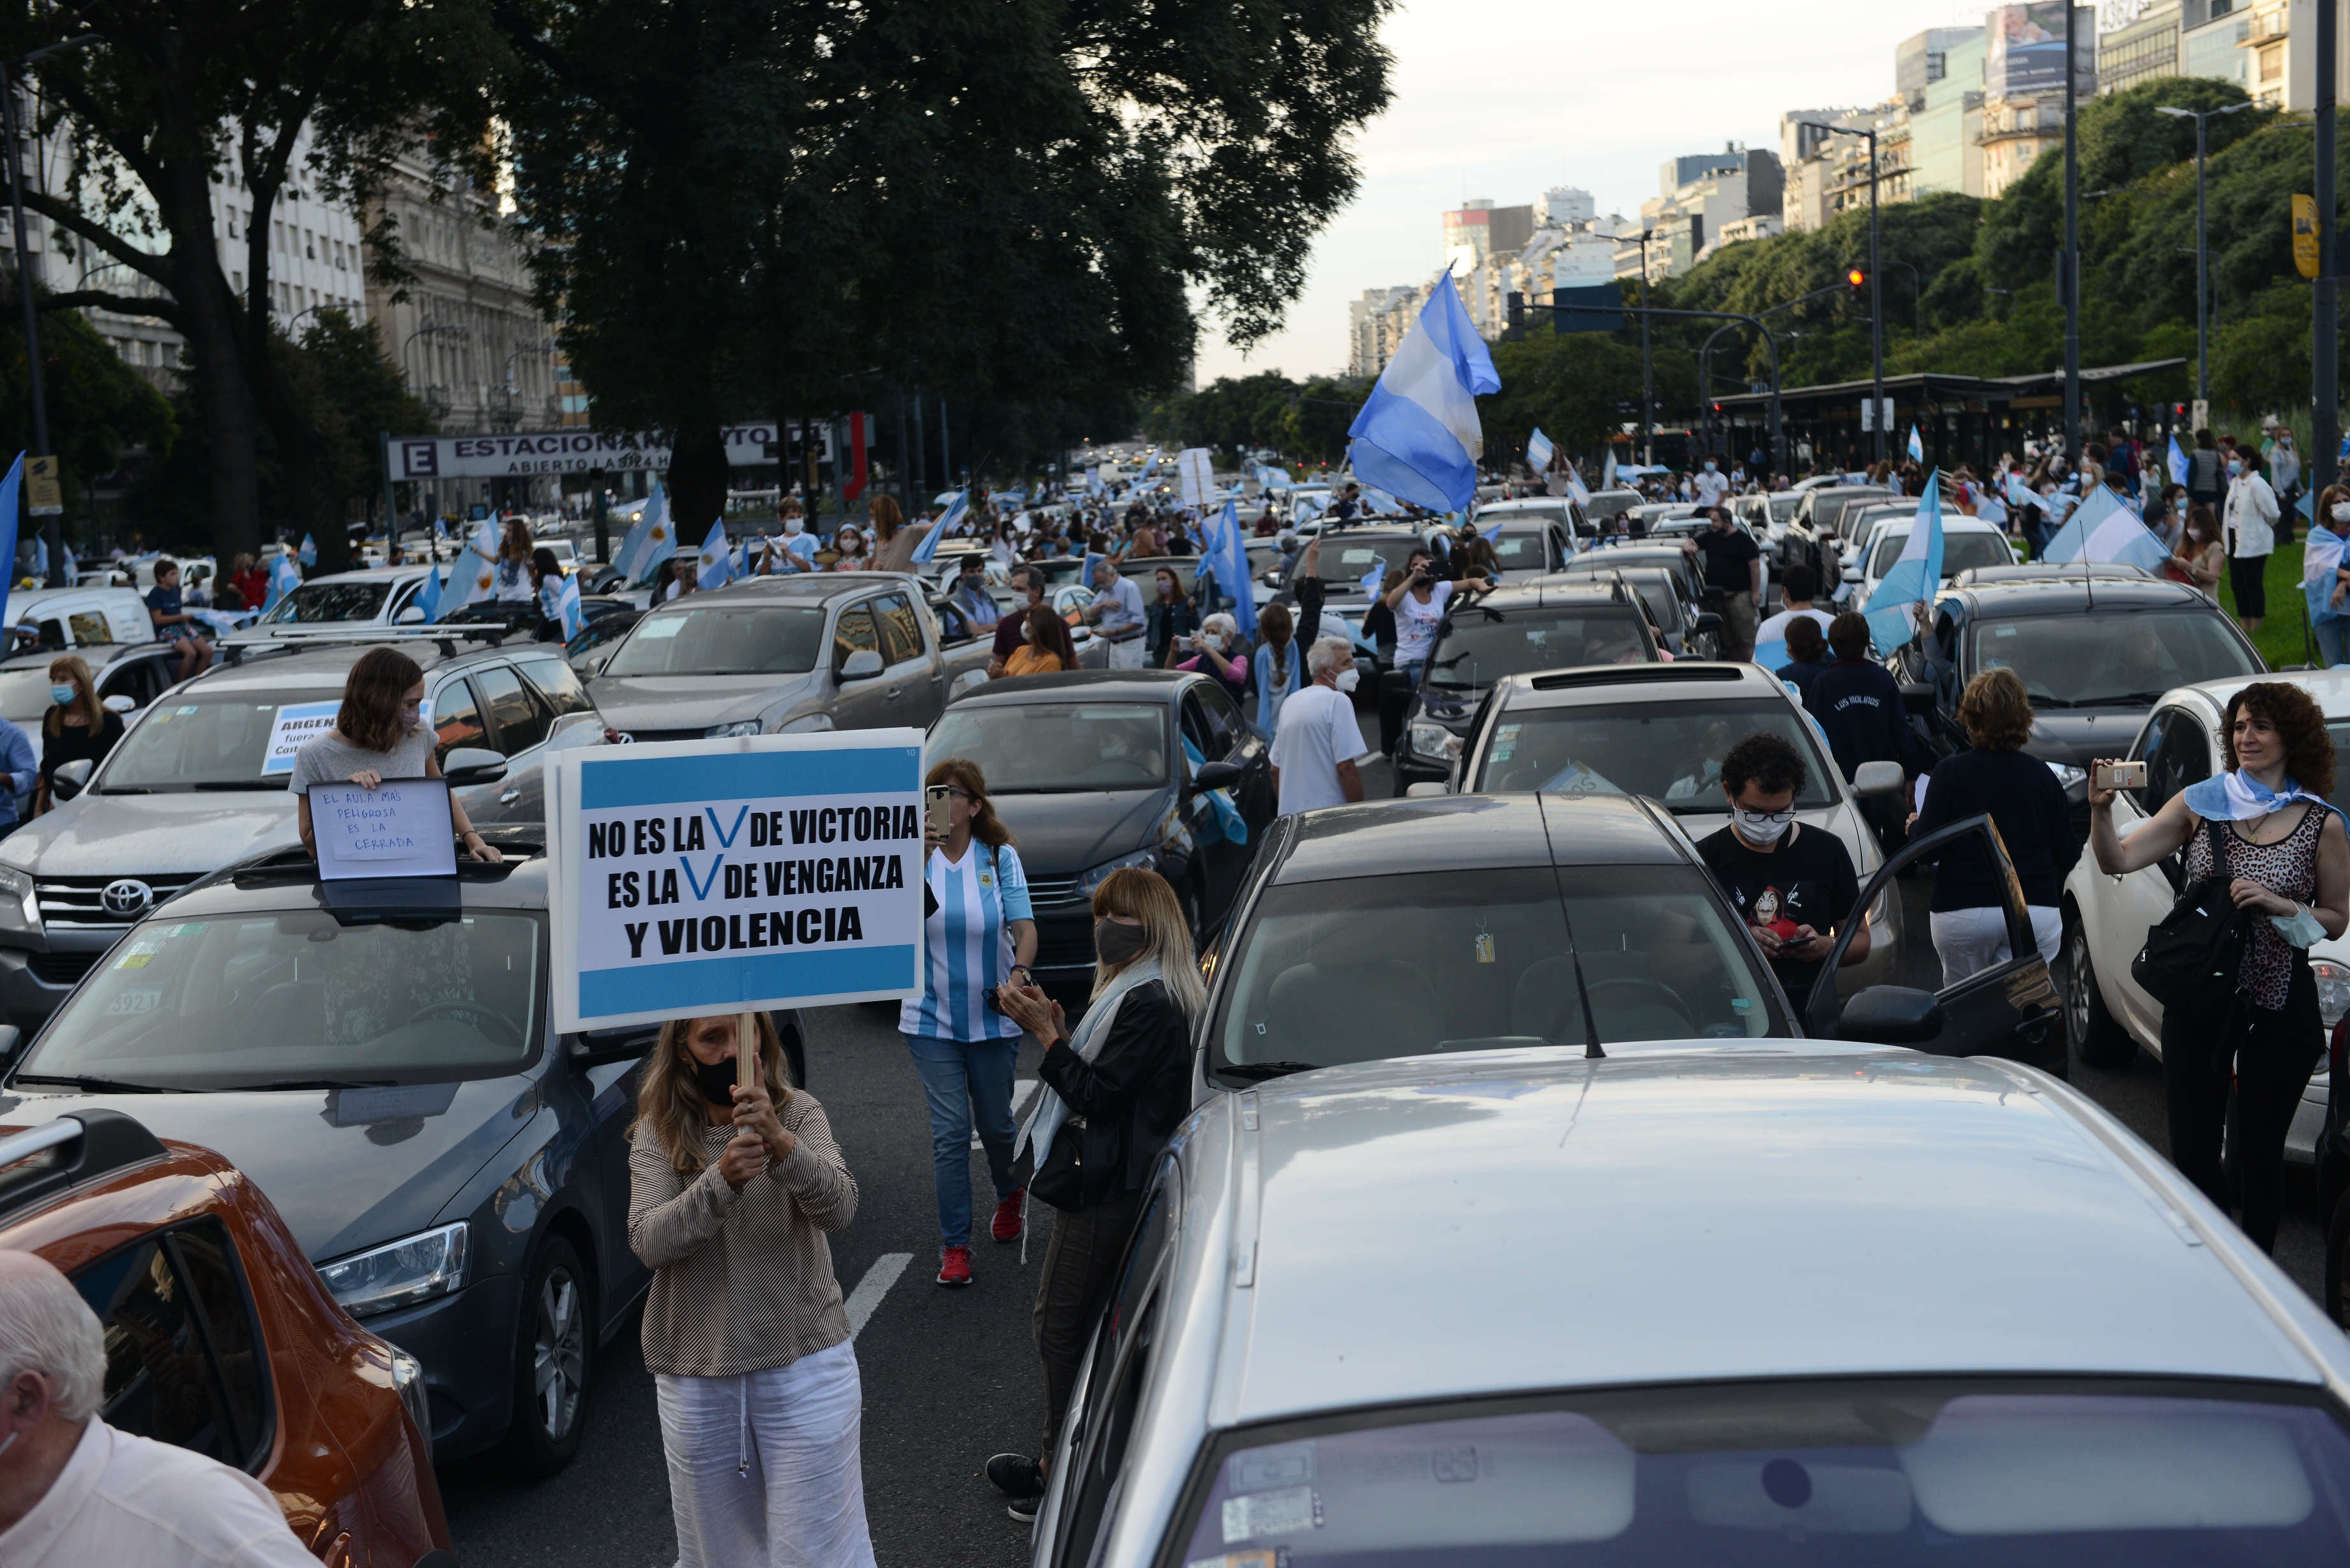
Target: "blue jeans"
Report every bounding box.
[2319,615,2350,670]
[904,1033,1020,1250]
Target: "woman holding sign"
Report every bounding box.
[288,646,502,863]
[628,1011,875,1567]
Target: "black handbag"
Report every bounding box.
[2132,817,2247,1007]
[1027,1115,1087,1210]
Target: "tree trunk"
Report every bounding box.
[667,422,730,545]
[171,257,263,564]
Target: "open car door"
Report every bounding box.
[1803,813,2067,1079]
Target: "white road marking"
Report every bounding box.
[973,1078,1041,1149]
[844,1252,913,1341]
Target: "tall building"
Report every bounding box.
[1632,145,1783,279]
[1442,200,1535,273]
[2096,1,2185,93]
[1911,29,1988,195]
[1897,26,1986,97]
[1980,4,2096,198]
[1781,108,1872,231]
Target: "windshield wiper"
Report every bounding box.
[228,1077,396,1092]
[2081,691,2171,708]
[194,779,284,790]
[1218,1059,1322,1081]
[96,786,153,795]
[12,1072,185,1093]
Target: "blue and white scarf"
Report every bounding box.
[2182,769,2344,825]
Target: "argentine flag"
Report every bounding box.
[1526,427,1555,474]
[697,519,733,591]
[543,571,586,639]
[612,480,675,585]
[263,551,301,614]
[1346,276,1500,513]
[1137,448,1160,481]
[441,520,502,616]
[2168,435,2190,487]
[2039,484,2171,573]
[911,490,969,566]
[413,557,443,624]
[1907,425,1925,463]
[2307,527,2350,633]
[298,532,317,567]
[1204,501,1257,634]
[0,454,19,628]
[1291,492,1326,524]
[1862,474,1945,654]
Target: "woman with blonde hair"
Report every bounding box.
[628,1011,873,1565]
[34,654,121,815]
[987,867,1200,1522]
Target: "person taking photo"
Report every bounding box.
[288,645,501,863]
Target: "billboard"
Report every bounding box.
[1987,3,2094,99]
[389,422,829,481]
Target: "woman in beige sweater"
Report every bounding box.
[628,1013,874,1567]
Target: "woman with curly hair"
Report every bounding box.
[2090,680,2350,1253]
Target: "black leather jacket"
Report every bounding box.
[1037,979,1191,1205]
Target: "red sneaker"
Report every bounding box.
[937,1245,974,1287]
[991,1190,1026,1242]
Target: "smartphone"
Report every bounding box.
[926,786,953,835]
[2092,760,2147,791]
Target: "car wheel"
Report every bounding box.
[500,1234,592,1477]
[2065,914,2135,1069]
[2330,1189,2350,1328]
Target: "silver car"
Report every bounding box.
[1031,1043,2350,1565]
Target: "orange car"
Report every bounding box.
[0,1106,451,1565]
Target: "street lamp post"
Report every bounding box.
[4,36,96,585]
[1636,229,1654,464]
[1697,282,1849,470]
[1803,122,1884,462]
[2154,102,2252,425]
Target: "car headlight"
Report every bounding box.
[388,1344,431,1440]
[1408,720,1462,761]
[0,865,35,933]
[777,713,833,734]
[1076,849,1158,898]
[2049,763,2087,791]
[2315,960,2350,1031]
[320,1222,469,1319]
[704,719,764,739]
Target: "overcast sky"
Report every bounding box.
[1193,0,1997,386]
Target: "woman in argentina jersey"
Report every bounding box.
[899,758,1038,1288]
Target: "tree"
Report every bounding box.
[0,292,172,524]
[0,0,494,568]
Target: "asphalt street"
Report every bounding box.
[437,754,2327,1566]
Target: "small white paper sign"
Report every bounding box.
[1178,447,1215,509]
[261,701,340,774]
[310,779,458,880]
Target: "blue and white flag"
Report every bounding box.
[696,518,733,591]
[1204,500,1257,634]
[1136,448,1160,481]
[2183,769,2346,826]
[1358,564,1386,599]
[263,551,301,614]
[1346,276,1501,513]
[2040,483,2171,573]
[612,481,676,586]
[1862,473,1944,654]
[1906,425,1924,463]
[1526,426,1555,474]
[911,490,969,566]
[0,453,20,629]
[1564,465,1591,508]
[298,532,317,567]
[413,557,444,624]
[1291,492,1326,524]
[2168,435,2191,487]
[1480,510,1505,545]
[543,571,585,640]
[2306,527,2350,630]
[1602,449,1618,490]
[1180,736,1248,845]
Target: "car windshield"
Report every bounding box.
[16,910,543,1089]
[1213,866,1775,1071]
[1869,531,2013,580]
[1474,697,1837,810]
[1489,528,1550,567]
[258,581,396,624]
[1426,612,1651,690]
[604,605,826,676]
[1174,1383,2350,1565]
[1324,539,1423,591]
[99,695,334,791]
[927,702,1169,792]
[1967,608,2261,707]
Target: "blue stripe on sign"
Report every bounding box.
[579,747,921,810]
[578,944,918,1016]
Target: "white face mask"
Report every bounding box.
[2333,503,2350,524]
[1333,667,1361,693]
[783,518,803,536]
[1704,462,1717,473]
[1734,806,1795,846]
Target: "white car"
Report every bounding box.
[1471,499,1582,580]
[2061,670,2346,1164]
[1840,515,2020,606]
[1029,1043,2350,1565]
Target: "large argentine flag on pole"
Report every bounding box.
[1863,472,1945,654]
[2039,483,2171,573]
[1347,273,1500,513]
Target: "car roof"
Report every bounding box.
[1173,1050,2348,1429]
[685,573,916,605]
[1268,792,1691,881]
[282,565,433,584]
[1953,562,2154,586]
[1476,499,1570,515]
[1488,660,1787,713]
[944,668,1193,709]
[1937,577,2217,617]
[0,641,158,674]
[1451,581,1638,615]
[193,635,524,693]
[2164,667,2350,720]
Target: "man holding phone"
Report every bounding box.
[1695,732,1868,1002]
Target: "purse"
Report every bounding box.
[1026,1114,1088,1211]
[2132,817,2247,1008]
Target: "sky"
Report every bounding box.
[1194,0,1999,386]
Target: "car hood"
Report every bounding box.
[0,791,299,877]
[989,788,1171,876]
[0,1079,527,1260]
[588,672,821,733]
[2023,710,2145,772]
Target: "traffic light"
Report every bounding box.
[1506,290,1526,334]
[1846,266,1866,292]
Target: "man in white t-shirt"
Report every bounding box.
[0,1251,319,1567]
[1271,636,1371,814]
[1751,562,1835,650]
[1692,460,1730,507]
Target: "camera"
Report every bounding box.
[983,986,1006,1015]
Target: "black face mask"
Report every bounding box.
[691,1054,741,1108]
[1095,918,1148,968]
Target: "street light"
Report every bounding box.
[2155,103,2253,424]
[1803,121,1884,462]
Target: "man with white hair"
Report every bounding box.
[1079,555,1148,668]
[0,1250,314,1564]
[1270,635,1370,814]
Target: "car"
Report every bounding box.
[2061,670,2347,1165]
[924,670,1273,994]
[437,593,635,638]
[1387,581,1661,792]
[531,536,580,569]
[0,1108,453,1560]
[1442,662,1910,990]
[0,635,611,1029]
[1840,515,2020,607]
[1953,562,2157,587]
[1031,1036,2350,1565]
[1546,541,1712,625]
[1780,483,1893,575]
[1589,562,1723,659]
[1469,499,1583,577]
[224,566,443,646]
[1579,486,1644,532]
[1733,488,1803,545]
[585,571,958,743]
[0,834,808,1472]
[4,585,155,652]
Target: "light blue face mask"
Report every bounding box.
[2271,903,2328,949]
[47,686,72,706]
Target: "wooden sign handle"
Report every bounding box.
[736,1011,757,1095]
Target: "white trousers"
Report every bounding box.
[656,1340,877,1568]
[1930,905,2061,990]
[1107,635,1146,670]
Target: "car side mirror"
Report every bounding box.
[1899,680,1935,714]
[838,648,884,681]
[395,605,427,624]
[1189,759,1244,794]
[1842,565,1863,583]
[443,746,508,787]
[569,1026,658,1067]
[0,1023,20,1063]
[1852,759,1906,799]
[101,695,136,715]
[1692,611,1724,635]
[1833,984,1943,1045]
[1404,781,1448,798]
[1379,668,1414,698]
[50,758,92,801]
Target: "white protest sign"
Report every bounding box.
[310,779,459,880]
[261,702,340,774]
[1178,448,1215,509]
[547,730,925,1031]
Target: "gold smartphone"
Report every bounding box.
[2091,760,2146,791]
[926,786,953,835]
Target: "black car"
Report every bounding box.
[0,829,807,1472]
[1548,542,1713,622]
[1388,580,1662,792]
[924,670,1275,993]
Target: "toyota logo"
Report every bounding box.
[100,879,153,917]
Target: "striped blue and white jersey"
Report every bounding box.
[898,841,1033,1042]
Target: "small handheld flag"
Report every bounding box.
[697,519,733,591]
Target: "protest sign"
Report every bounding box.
[547,730,925,1030]
[310,779,459,880]
[261,702,341,774]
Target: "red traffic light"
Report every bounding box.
[1846,268,1866,289]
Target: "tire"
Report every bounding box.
[2065,914,2137,1070]
[2328,1189,2350,1329]
[499,1234,593,1477]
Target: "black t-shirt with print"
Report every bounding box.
[1697,822,1861,1002]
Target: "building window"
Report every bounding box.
[225,209,238,239]
[2260,42,2282,81]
